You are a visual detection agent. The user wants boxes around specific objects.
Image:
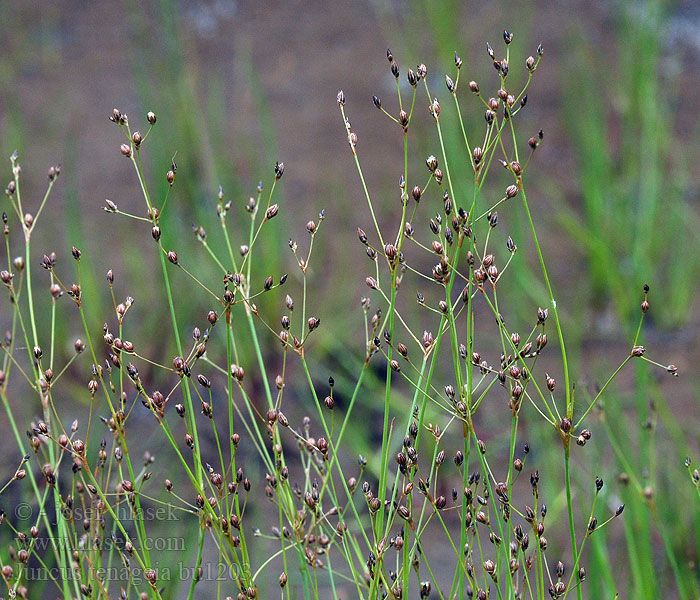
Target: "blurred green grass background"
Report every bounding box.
[0,0,699,597]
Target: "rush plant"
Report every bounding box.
[0,30,693,600]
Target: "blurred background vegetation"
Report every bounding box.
[0,0,699,597]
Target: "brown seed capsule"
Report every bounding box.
[545,374,555,391]
[120,144,131,157]
[231,364,245,381]
[407,68,418,86]
[266,204,279,220]
[391,60,399,78]
[167,251,178,264]
[412,185,422,202]
[536,333,547,350]
[587,517,597,532]
[487,265,498,281]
